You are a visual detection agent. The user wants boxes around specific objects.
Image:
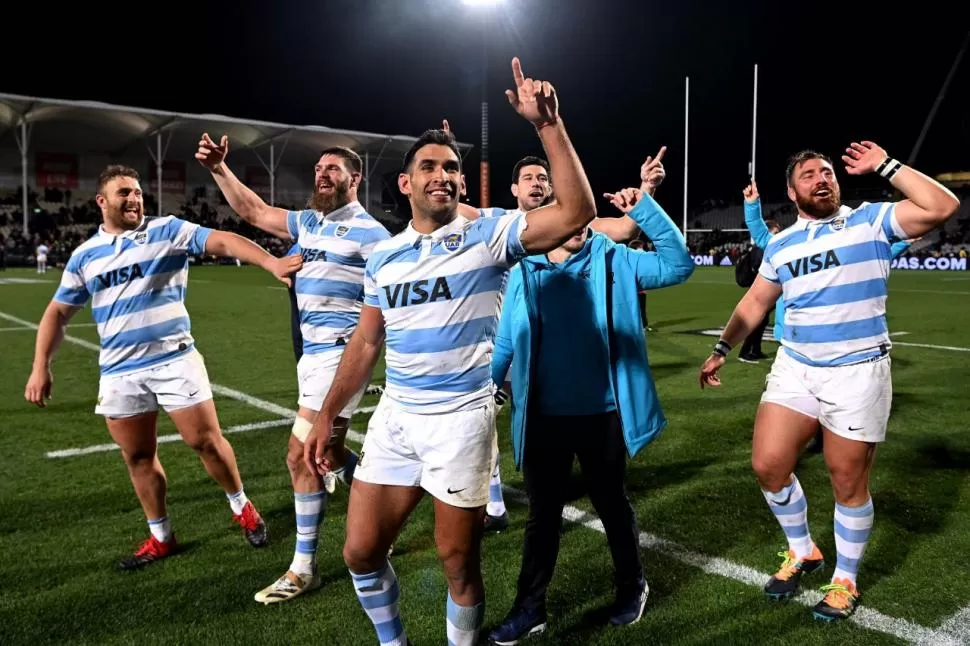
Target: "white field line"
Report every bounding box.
[939,606,970,642]
[0,310,374,455]
[0,322,96,332]
[46,404,378,459]
[501,485,961,645]
[893,342,970,353]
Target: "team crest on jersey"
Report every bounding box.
[134,232,147,244]
[334,224,350,238]
[442,232,464,253]
[830,216,847,231]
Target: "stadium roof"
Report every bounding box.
[0,92,473,168]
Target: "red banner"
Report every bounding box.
[35,152,79,189]
[245,166,272,199]
[148,161,186,192]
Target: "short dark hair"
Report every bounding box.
[785,150,833,186]
[402,129,461,174]
[97,165,139,195]
[512,156,549,184]
[319,146,362,175]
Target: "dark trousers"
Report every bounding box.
[514,411,643,612]
[740,311,771,357]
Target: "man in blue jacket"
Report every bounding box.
[488,188,694,644]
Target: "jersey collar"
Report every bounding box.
[402,214,469,245]
[314,200,362,223]
[795,204,853,229]
[97,215,148,242]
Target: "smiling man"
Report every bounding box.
[302,57,597,646]
[699,144,960,621]
[196,137,391,604]
[25,164,302,570]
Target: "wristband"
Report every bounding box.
[876,156,902,180]
[535,118,560,131]
[713,339,732,358]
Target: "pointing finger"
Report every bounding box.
[511,57,525,86]
[653,145,667,163]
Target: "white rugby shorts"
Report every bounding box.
[354,396,498,508]
[761,349,892,443]
[296,350,365,419]
[95,349,213,418]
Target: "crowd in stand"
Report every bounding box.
[1,183,968,270]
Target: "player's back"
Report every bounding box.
[52,215,210,376]
[286,202,391,354]
[365,211,526,413]
[761,201,906,367]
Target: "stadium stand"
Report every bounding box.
[0,93,473,267]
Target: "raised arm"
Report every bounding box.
[503,58,596,254]
[842,141,960,239]
[605,188,694,289]
[196,134,293,240]
[743,179,772,249]
[204,230,302,286]
[592,146,667,243]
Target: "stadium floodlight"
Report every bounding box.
[462,0,504,6]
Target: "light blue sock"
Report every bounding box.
[762,475,814,559]
[446,590,484,646]
[289,490,326,575]
[832,498,874,587]
[351,561,407,646]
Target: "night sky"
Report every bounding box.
[8,0,969,215]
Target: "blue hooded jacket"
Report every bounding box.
[491,193,695,468]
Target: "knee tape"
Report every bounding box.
[291,416,314,443]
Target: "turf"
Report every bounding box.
[0,266,967,645]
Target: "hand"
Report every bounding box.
[603,187,644,214]
[640,146,667,191]
[196,133,229,170]
[25,366,53,408]
[505,57,559,128]
[269,254,303,287]
[303,416,336,477]
[699,354,725,389]
[743,178,759,203]
[442,119,452,136]
[842,140,888,176]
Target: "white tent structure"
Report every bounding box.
[0,92,472,235]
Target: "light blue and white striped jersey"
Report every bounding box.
[364,210,528,413]
[286,202,391,355]
[480,207,524,218]
[759,202,907,367]
[52,216,212,376]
